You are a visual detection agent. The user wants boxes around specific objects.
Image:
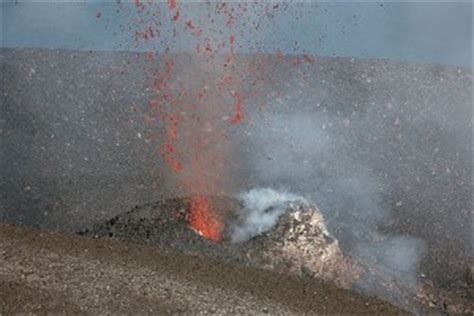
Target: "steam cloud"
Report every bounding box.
[231,188,308,243]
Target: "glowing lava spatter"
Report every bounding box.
[109,1,289,241]
[188,196,223,241]
[231,93,244,125]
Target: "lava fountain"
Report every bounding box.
[120,1,284,242]
[188,196,224,241]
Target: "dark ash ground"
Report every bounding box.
[1,221,406,315]
[80,196,473,314]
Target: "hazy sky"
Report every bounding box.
[1,1,472,67]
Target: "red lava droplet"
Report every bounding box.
[277,49,284,61]
[168,0,177,10]
[186,20,195,29]
[231,93,244,125]
[145,52,154,61]
[303,54,316,64]
[173,10,180,21]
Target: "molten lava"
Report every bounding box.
[188,196,223,241]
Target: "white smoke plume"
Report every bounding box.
[230,188,308,243]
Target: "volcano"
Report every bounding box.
[79,195,358,288]
[78,194,474,314]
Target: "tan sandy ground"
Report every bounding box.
[0,222,407,315]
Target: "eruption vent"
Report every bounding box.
[188,196,223,241]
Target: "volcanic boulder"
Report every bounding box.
[243,205,361,288]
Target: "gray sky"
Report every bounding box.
[1,1,472,67]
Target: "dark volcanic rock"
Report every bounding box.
[79,197,248,265]
[243,205,360,288]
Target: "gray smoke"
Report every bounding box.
[241,106,428,302]
[356,236,426,290]
[230,188,308,243]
